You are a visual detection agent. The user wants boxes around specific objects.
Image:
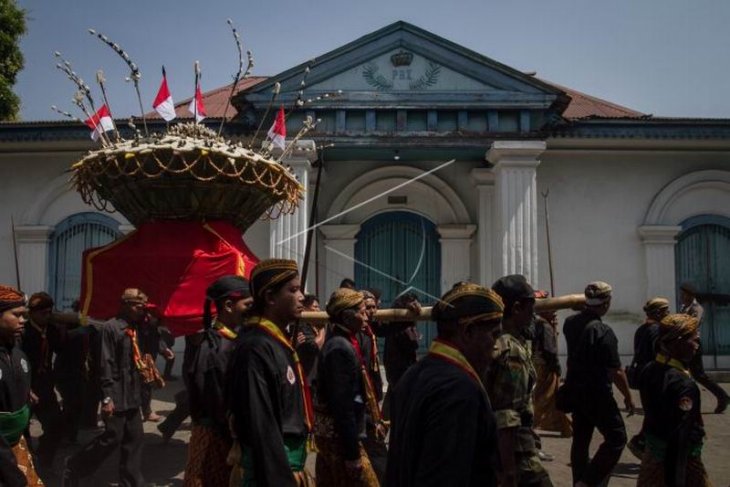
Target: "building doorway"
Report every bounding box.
[49,212,122,310]
[675,215,730,367]
[354,211,441,354]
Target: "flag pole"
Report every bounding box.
[249,82,280,149]
[10,216,21,289]
[96,69,120,141]
[193,61,200,129]
[162,66,170,131]
[542,189,556,297]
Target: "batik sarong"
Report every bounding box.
[184,424,232,487]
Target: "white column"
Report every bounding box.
[269,140,317,268]
[471,168,495,286]
[319,224,360,300]
[487,140,545,285]
[638,225,682,302]
[14,225,53,293]
[437,224,477,293]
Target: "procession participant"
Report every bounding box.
[183,275,253,487]
[62,288,151,487]
[227,259,314,487]
[380,293,421,420]
[637,313,711,486]
[626,297,670,459]
[386,282,503,487]
[531,290,572,439]
[358,289,386,483]
[293,294,325,383]
[679,282,728,414]
[487,275,552,487]
[21,292,64,467]
[54,300,98,443]
[563,282,634,487]
[0,285,43,486]
[138,306,173,422]
[314,288,380,486]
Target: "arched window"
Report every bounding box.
[675,215,730,365]
[49,213,122,310]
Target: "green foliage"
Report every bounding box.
[0,0,26,120]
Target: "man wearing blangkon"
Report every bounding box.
[563,282,635,487]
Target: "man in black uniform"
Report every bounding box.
[563,281,635,487]
[386,282,503,487]
[62,288,151,487]
[184,275,252,485]
[22,292,64,468]
[679,282,729,414]
[0,285,43,486]
[227,259,313,487]
[637,313,710,486]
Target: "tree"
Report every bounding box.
[0,0,26,121]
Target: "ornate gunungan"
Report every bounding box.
[71,123,303,232]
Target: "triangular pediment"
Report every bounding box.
[238,21,568,111]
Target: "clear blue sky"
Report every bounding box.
[15,0,730,121]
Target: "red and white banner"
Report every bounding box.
[84,104,114,141]
[187,84,207,123]
[267,105,287,150]
[153,68,176,121]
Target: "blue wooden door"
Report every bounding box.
[49,213,122,310]
[675,216,730,365]
[354,211,441,354]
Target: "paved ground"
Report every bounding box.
[32,380,730,486]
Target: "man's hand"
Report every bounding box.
[296,332,307,346]
[101,399,115,418]
[29,390,39,406]
[405,300,422,316]
[375,421,389,441]
[162,348,174,361]
[344,458,363,479]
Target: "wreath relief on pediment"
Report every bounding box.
[362,50,441,91]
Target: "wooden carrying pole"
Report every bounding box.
[299,293,586,325]
[53,294,585,328]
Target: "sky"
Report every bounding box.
[14,0,730,121]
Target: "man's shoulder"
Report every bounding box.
[495,333,529,360]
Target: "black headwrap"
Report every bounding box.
[203,275,251,329]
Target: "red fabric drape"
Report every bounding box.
[79,220,258,336]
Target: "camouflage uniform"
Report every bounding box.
[486,331,552,486]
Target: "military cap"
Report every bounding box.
[492,274,535,309]
[584,281,612,306]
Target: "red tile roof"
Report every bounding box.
[542,80,646,120]
[147,77,266,119]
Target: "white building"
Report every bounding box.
[2,22,729,366]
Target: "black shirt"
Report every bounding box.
[564,311,621,396]
[228,326,308,487]
[639,360,704,483]
[386,355,498,487]
[183,329,235,434]
[0,342,32,486]
[21,321,63,396]
[316,328,365,461]
[99,318,143,412]
[633,321,659,370]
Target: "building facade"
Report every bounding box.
[2,22,729,365]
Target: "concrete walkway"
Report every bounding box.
[32,381,730,486]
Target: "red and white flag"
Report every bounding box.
[84,104,114,141]
[187,84,207,123]
[267,106,287,150]
[153,67,176,121]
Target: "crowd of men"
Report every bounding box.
[0,259,726,486]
